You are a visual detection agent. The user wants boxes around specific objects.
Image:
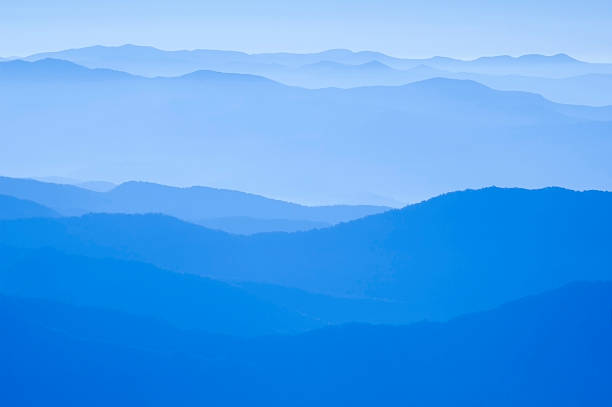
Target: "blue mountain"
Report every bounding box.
[23,45,612,77]
[0,58,134,81]
[454,53,591,76]
[2,281,611,405]
[34,176,118,192]
[0,247,318,335]
[241,59,612,105]
[0,245,424,328]
[0,177,389,228]
[2,59,612,203]
[1,187,610,322]
[19,45,612,105]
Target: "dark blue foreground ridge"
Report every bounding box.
[1,281,611,406]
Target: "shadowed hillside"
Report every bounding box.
[0,247,319,335]
[2,281,611,405]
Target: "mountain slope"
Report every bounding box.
[0,247,318,336]
[451,72,612,106]
[0,194,58,219]
[19,47,612,104]
[2,281,611,406]
[0,245,426,328]
[0,58,135,82]
[1,187,610,322]
[279,63,612,105]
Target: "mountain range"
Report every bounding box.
[3,42,612,406]
[12,45,612,105]
[2,58,611,204]
[1,187,610,323]
[275,61,612,106]
[20,45,612,77]
[0,176,389,233]
[2,281,611,405]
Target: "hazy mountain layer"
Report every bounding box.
[17,45,612,105]
[0,176,389,229]
[2,59,611,204]
[22,45,612,77]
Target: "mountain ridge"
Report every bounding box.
[0,194,59,220]
[15,46,612,104]
[3,58,612,203]
[0,176,390,228]
[1,186,610,322]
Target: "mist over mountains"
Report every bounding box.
[21,45,612,77]
[15,45,612,105]
[1,57,611,204]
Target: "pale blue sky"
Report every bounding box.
[2,0,611,61]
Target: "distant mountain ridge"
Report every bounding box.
[13,46,612,104]
[0,58,135,81]
[0,177,390,230]
[2,58,612,203]
[19,45,612,77]
[34,176,117,192]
